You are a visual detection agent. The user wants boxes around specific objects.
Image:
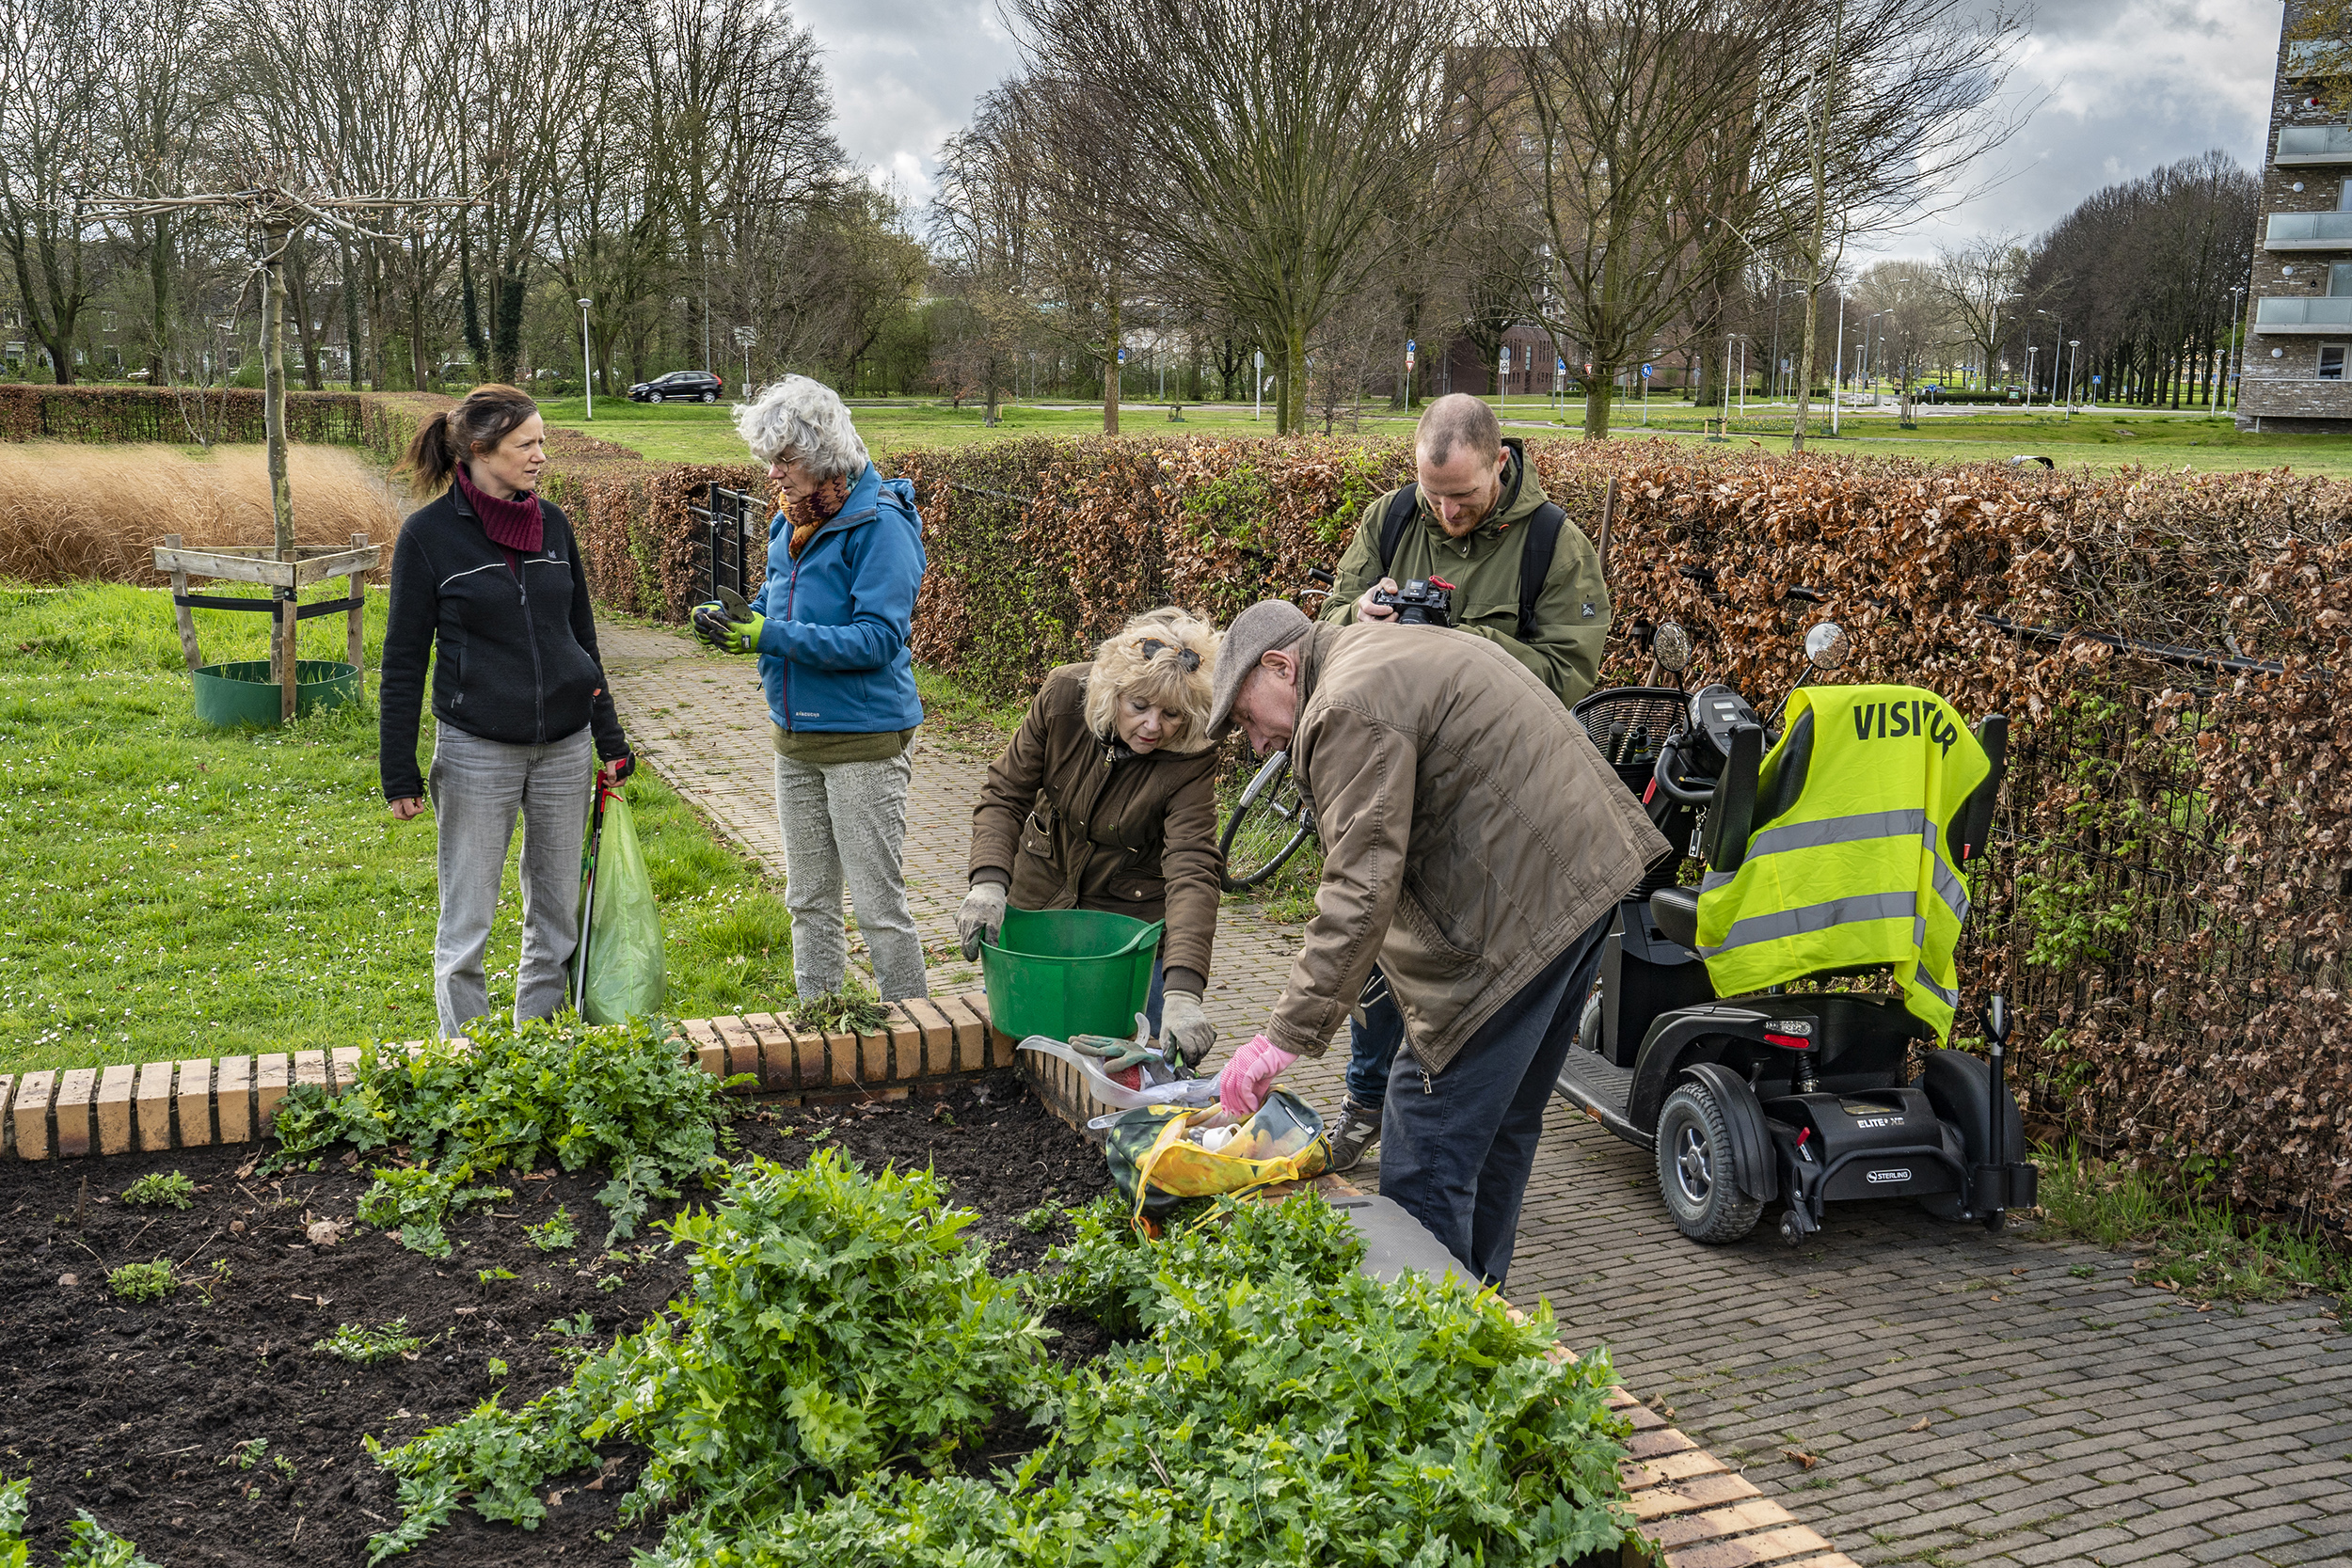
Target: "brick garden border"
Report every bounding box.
[0,994,1010,1162]
[0,995,1857,1568]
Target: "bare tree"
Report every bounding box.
[0,0,108,383]
[1497,0,1802,439]
[1013,0,1466,436]
[1761,0,2031,451]
[1932,232,2027,388]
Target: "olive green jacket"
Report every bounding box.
[1321,438,1609,708]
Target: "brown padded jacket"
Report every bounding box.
[968,664,1222,986]
[1268,622,1669,1073]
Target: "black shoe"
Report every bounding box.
[1327,1098,1382,1174]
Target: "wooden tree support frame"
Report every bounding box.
[156,531,382,721]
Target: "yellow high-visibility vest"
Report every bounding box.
[1693,684,1991,1040]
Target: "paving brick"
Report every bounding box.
[897,998,956,1074]
[856,1024,891,1084]
[91,1064,135,1155]
[252,1053,291,1131]
[11,1069,53,1160]
[216,1055,252,1144]
[740,1016,800,1092]
[791,1023,829,1091]
[329,1046,362,1093]
[293,1050,328,1097]
[134,1061,173,1151]
[2252,1530,2352,1564]
[55,1068,97,1157]
[708,1017,757,1080]
[174,1058,215,1148]
[825,1028,861,1087]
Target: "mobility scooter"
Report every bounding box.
[1553,621,2039,1245]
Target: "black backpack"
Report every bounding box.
[1378,485,1566,642]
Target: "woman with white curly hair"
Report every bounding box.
[960,607,1224,1066]
[695,374,929,1003]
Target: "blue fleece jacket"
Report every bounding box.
[747,462,928,734]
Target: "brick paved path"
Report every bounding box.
[601,620,2352,1568]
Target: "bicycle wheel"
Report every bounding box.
[1219,751,1315,892]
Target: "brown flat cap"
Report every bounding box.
[1207,599,1312,738]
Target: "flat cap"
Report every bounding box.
[1207,599,1312,739]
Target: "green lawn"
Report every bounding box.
[539,393,2352,479]
[0,584,795,1077]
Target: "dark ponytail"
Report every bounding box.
[398,384,541,495]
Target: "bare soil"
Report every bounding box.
[0,1076,1109,1565]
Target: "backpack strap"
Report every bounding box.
[1377,484,1419,574]
[1516,501,1566,642]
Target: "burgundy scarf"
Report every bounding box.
[455,466,545,553]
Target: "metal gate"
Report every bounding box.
[691,482,766,601]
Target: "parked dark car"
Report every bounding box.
[627,370,724,404]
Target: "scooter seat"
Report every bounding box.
[1650,886,1702,950]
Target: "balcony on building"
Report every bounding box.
[2252,295,2352,333]
[2265,211,2352,247]
[2278,125,2352,165]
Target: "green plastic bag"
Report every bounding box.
[573,784,665,1024]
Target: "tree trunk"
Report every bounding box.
[492,271,527,386]
[1582,361,1615,439]
[1282,314,1307,436]
[148,214,171,386]
[1103,284,1120,436]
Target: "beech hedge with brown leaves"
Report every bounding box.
[568,436,2352,1231]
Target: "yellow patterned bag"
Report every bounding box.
[1105,1091,1329,1220]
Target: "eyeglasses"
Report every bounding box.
[1137,638,1200,672]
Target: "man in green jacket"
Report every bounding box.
[1318,392,1611,1171]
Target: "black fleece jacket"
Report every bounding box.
[378,483,628,800]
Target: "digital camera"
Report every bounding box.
[1373,576,1455,627]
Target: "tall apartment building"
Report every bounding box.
[2240,10,2352,431]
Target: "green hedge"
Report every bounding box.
[0,385,368,444]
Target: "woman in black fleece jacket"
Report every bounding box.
[379,385,631,1037]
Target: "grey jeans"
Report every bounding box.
[429,723,596,1037]
[773,751,929,1002]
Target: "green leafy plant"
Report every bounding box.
[1013,1205,1059,1234]
[544,1311,596,1339]
[221,1440,267,1471]
[2,1472,29,1568]
[784,975,890,1037]
[314,1320,422,1366]
[56,1512,161,1568]
[120,1170,195,1210]
[524,1207,578,1252]
[105,1260,173,1303]
[1029,1191,1364,1337]
[270,1013,749,1255]
[476,1267,516,1287]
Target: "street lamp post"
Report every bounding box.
[2227,282,2248,413]
[1830,286,1847,436]
[578,298,595,420]
[2026,344,2039,408]
[2065,339,2081,418]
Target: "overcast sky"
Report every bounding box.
[796,0,2285,261]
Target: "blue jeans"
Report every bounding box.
[1377,910,1613,1290]
[1344,967,1403,1106]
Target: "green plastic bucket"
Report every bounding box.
[191,659,360,729]
[981,907,1164,1042]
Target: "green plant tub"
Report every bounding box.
[981,907,1164,1042]
[191,659,359,729]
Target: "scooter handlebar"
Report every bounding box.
[1650,732,1720,805]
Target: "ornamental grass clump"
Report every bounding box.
[269,1013,748,1256]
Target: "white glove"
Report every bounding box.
[1160,990,1217,1068]
[958,880,1009,959]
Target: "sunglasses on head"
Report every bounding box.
[1137,638,1200,672]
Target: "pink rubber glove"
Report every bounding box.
[1219,1034,1298,1118]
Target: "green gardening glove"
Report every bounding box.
[721,611,766,656]
[1071,1013,1159,1075]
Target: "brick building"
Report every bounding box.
[2240,10,2352,431]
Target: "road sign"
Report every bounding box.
[1406,341,1416,368]
[2092,374,2102,386]
[1642,363,1653,379]
[1118,347,1127,364]
[734,325,756,345]
[1557,358,1566,374]
[1499,346,1511,373]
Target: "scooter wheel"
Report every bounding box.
[1655,1083,1763,1244]
[1577,985,1603,1054]
[1779,1211,1804,1245]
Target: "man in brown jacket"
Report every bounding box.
[1208,598,1666,1286]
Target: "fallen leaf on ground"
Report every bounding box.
[1905,1417,1932,1433]
[1780,1448,1820,1468]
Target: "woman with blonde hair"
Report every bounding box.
[961,608,1224,1064]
